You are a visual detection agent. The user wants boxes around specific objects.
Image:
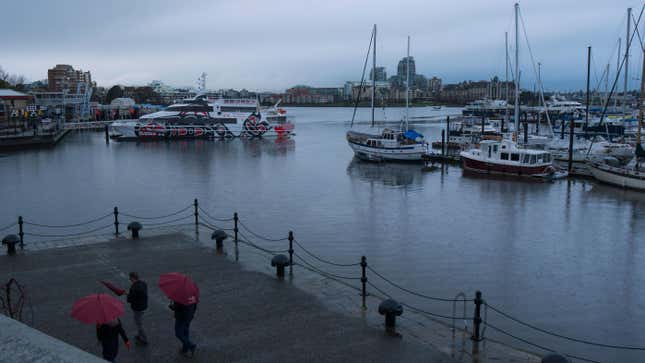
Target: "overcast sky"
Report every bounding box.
[1,0,643,91]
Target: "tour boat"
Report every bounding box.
[109,95,294,140]
[460,139,557,177]
[345,26,428,162]
[462,99,508,117]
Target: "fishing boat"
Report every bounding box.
[460,139,556,177]
[345,26,427,162]
[110,95,294,140]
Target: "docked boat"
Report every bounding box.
[589,152,645,190]
[460,139,556,177]
[345,27,427,162]
[462,99,508,117]
[110,95,294,140]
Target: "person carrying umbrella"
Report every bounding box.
[71,293,130,362]
[159,272,199,357]
[126,272,148,345]
[96,318,130,362]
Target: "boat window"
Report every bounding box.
[212,117,237,124]
[544,154,551,162]
[220,106,256,112]
[488,146,491,158]
[510,153,519,161]
[501,145,506,149]
[493,145,498,153]
[530,155,537,164]
[500,152,509,160]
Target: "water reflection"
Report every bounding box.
[346,158,425,188]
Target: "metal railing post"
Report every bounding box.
[233,212,239,261]
[472,290,483,341]
[113,207,119,236]
[288,231,294,275]
[361,256,367,310]
[18,216,24,250]
[193,199,199,227]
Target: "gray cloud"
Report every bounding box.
[1,0,642,91]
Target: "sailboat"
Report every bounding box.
[346,25,428,162]
[589,45,645,190]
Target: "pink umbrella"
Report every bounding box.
[100,280,126,296]
[158,272,199,305]
[71,293,125,324]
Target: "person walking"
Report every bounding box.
[126,272,148,345]
[96,318,129,362]
[169,300,197,357]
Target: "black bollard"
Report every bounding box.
[271,254,290,278]
[104,124,109,143]
[127,221,142,239]
[472,291,483,341]
[361,256,367,310]
[378,299,403,336]
[17,216,23,250]
[288,231,294,275]
[2,235,20,256]
[211,230,227,250]
[113,207,119,236]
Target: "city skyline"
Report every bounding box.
[1,0,643,92]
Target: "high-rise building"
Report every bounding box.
[396,57,416,79]
[369,67,387,82]
[47,64,92,92]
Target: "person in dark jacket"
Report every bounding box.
[96,318,129,362]
[169,300,197,356]
[126,272,148,345]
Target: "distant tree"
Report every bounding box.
[105,85,124,104]
[0,65,27,90]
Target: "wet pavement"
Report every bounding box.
[0,232,460,362]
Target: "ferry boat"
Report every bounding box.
[109,95,294,140]
[462,99,508,117]
[460,139,556,177]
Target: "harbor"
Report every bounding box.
[1,107,645,362]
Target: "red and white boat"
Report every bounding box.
[460,139,557,177]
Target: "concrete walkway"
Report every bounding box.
[0,233,457,362]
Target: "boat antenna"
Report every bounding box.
[406,35,410,131]
[514,3,520,142]
[350,26,375,129]
[372,24,376,128]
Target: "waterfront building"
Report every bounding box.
[397,56,416,79]
[440,77,513,104]
[370,67,387,82]
[428,77,442,95]
[344,81,391,102]
[47,64,92,93]
[0,89,33,127]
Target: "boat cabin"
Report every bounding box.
[475,139,552,165]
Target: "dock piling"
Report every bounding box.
[104,124,109,144]
[193,199,199,228]
[441,130,445,156]
[233,212,239,261]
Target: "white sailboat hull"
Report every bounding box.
[589,163,645,191]
[348,141,427,162]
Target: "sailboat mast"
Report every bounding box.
[371,24,376,128]
[514,3,520,140]
[624,8,631,116]
[505,31,509,130]
[585,46,591,131]
[638,46,644,146]
[406,36,410,130]
[616,38,621,109]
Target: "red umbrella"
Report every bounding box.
[71,293,125,324]
[158,272,199,305]
[100,280,126,296]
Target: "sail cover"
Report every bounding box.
[403,130,424,140]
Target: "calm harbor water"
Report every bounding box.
[1,107,644,362]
